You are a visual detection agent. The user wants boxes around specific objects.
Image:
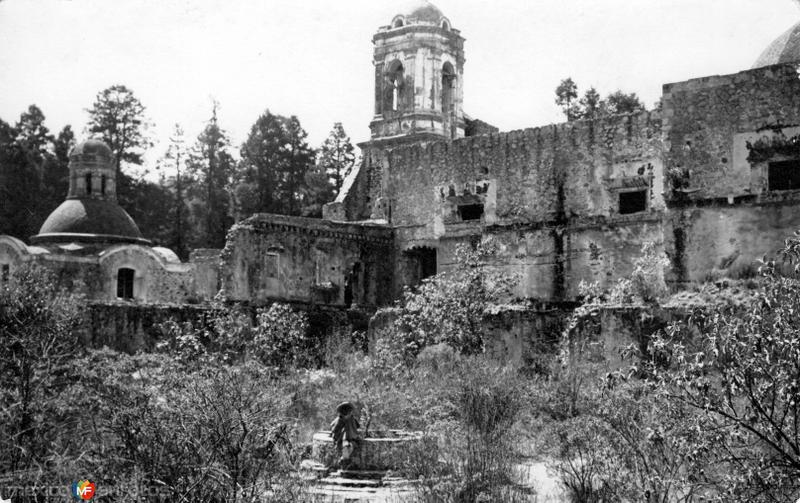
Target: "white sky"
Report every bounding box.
[1,0,798,174]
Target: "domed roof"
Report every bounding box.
[70,138,113,159]
[393,0,448,27]
[753,20,800,68]
[32,198,149,245]
[406,0,443,22]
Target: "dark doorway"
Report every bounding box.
[117,268,135,299]
[344,262,361,307]
[768,160,800,191]
[403,247,437,288]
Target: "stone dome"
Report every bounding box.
[393,0,449,27]
[32,198,148,245]
[753,21,800,68]
[70,138,113,159]
[406,0,443,22]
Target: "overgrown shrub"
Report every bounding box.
[389,238,519,361]
[637,262,800,502]
[76,351,306,502]
[157,302,312,369]
[0,263,83,494]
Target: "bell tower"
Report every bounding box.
[370,0,465,143]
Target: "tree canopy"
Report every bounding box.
[236,110,317,218]
[555,78,646,121]
[0,106,73,240]
[85,84,153,177]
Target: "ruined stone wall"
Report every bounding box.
[421,216,663,300]
[222,214,394,307]
[375,111,663,228]
[663,64,800,283]
[80,302,215,353]
[80,300,361,354]
[663,64,800,200]
[364,111,664,300]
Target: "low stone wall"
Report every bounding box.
[368,303,688,367]
[79,302,218,353]
[79,301,371,354]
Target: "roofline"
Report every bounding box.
[30,233,153,246]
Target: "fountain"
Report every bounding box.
[301,429,437,502]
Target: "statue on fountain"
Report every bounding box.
[330,401,362,469]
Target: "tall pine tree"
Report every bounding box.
[318,122,355,194]
[186,103,234,249]
[236,110,316,218]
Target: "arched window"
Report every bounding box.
[384,60,404,113]
[117,268,135,299]
[85,172,92,195]
[442,62,455,113]
[393,17,404,28]
[100,174,106,196]
[441,19,450,31]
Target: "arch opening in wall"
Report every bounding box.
[392,16,404,28]
[384,60,405,113]
[85,172,92,195]
[101,174,107,196]
[442,62,455,113]
[441,19,450,31]
[117,267,135,299]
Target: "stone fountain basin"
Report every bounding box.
[310,429,435,471]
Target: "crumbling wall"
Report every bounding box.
[662,64,800,200]
[80,300,363,354]
[663,64,800,284]
[81,302,216,353]
[370,110,663,229]
[372,111,664,300]
[221,214,394,307]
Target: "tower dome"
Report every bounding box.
[31,139,149,245]
[404,0,444,26]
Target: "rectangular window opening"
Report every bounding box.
[768,160,800,191]
[619,190,648,215]
[117,268,135,299]
[265,253,279,278]
[458,203,484,221]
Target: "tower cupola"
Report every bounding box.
[67,138,117,202]
[370,0,465,142]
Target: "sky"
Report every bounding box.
[1,0,799,174]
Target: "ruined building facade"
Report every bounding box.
[226,2,800,309]
[4,1,800,323]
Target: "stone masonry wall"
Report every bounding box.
[222,214,394,307]
[359,111,665,300]
[663,63,800,283]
